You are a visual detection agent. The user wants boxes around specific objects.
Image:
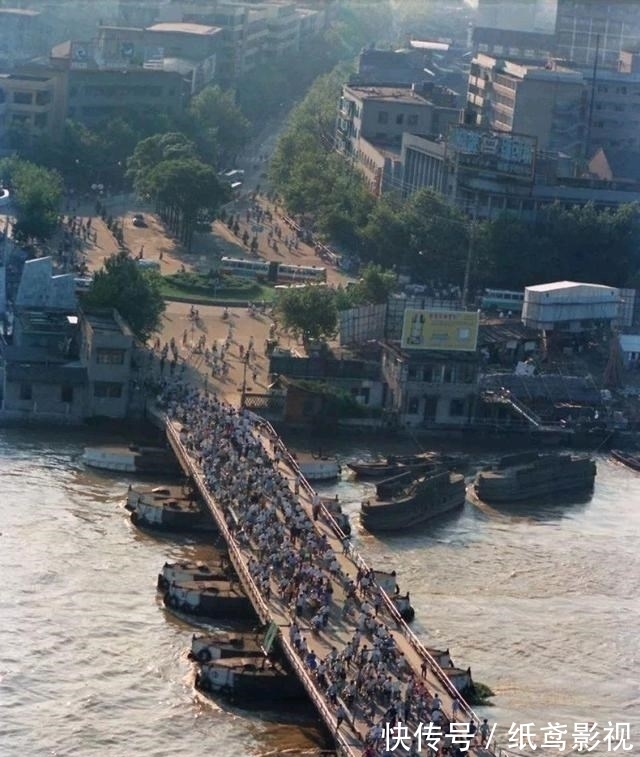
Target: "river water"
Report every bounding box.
[1,428,638,757]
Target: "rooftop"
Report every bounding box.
[345,85,433,105]
[146,22,221,36]
[0,8,40,16]
[526,281,616,292]
[83,309,133,338]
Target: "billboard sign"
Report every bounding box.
[448,125,536,178]
[401,309,479,351]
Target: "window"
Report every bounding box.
[408,397,420,414]
[450,398,465,417]
[61,385,74,403]
[13,91,32,105]
[94,382,123,398]
[396,113,404,125]
[35,91,51,106]
[407,114,418,126]
[96,348,125,365]
[34,113,48,128]
[19,383,32,401]
[377,111,388,124]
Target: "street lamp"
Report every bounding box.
[240,351,250,407]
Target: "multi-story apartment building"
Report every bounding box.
[0,9,48,69]
[159,2,326,84]
[466,53,587,158]
[337,82,461,195]
[0,68,67,146]
[49,37,189,127]
[586,50,640,154]
[555,0,640,67]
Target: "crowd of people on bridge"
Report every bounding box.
[158,380,485,757]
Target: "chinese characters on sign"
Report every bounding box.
[400,309,479,352]
[447,125,537,178]
[382,722,633,753]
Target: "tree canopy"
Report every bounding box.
[275,285,338,345]
[0,158,63,243]
[187,85,250,166]
[84,251,165,341]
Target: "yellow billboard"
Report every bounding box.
[401,309,479,351]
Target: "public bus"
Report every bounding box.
[219,257,327,285]
[277,263,327,284]
[219,257,271,279]
[480,288,524,313]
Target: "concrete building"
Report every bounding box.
[472,27,557,61]
[0,9,47,69]
[477,0,556,35]
[49,31,195,127]
[381,341,479,428]
[336,83,461,195]
[15,257,76,313]
[0,68,67,146]
[157,2,327,84]
[0,257,135,422]
[555,0,640,67]
[81,309,134,418]
[396,122,640,220]
[585,54,640,154]
[466,53,587,158]
[1,310,87,421]
[522,281,621,332]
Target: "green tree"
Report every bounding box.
[0,158,63,243]
[275,286,338,345]
[350,263,397,304]
[126,132,199,196]
[187,85,250,165]
[476,202,640,290]
[144,157,229,251]
[84,251,165,341]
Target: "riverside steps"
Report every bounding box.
[159,390,504,757]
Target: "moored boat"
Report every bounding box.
[361,469,466,532]
[295,452,341,481]
[474,451,596,504]
[157,560,235,591]
[163,579,255,621]
[195,656,305,701]
[189,631,265,662]
[83,444,180,474]
[347,452,441,479]
[611,449,640,472]
[127,485,211,531]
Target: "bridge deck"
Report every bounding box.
[165,415,497,757]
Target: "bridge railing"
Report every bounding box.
[165,420,359,757]
[166,422,272,623]
[256,419,485,731]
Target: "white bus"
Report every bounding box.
[219,257,327,284]
[219,257,271,279]
[481,288,524,312]
[277,263,327,284]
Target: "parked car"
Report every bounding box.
[132,213,147,228]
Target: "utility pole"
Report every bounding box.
[461,194,478,310]
[585,34,600,163]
